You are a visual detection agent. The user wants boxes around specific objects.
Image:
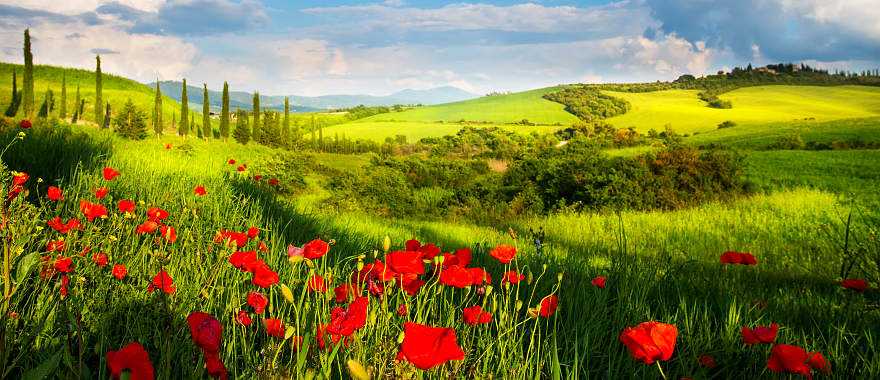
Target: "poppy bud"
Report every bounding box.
[347,359,371,380]
[527,272,533,285]
[397,331,405,344]
[485,285,493,296]
[557,272,564,283]
[280,284,294,303]
[507,227,517,240]
[382,236,391,253]
[284,326,296,339]
[304,259,315,269]
[434,255,445,265]
[356,259,364,272]
[515,300,523,311]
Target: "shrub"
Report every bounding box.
[113,99,148,140]
[717,120,737,129]
[768,134,806,150]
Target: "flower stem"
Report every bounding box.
[656,361,668,380]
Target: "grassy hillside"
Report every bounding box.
[603,85,880,133]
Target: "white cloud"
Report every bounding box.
[0,0,163,15]
[779,0,880,41]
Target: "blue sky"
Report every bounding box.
[0,0,878,96]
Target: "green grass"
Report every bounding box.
[323,120,560,142]
[604,85,880,134]
[687,117,880,149]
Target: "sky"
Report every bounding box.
[0,0,878,96]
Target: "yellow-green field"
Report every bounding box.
[604,85,880,133]
[323,120,559,142]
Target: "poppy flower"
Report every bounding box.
[80,200,108,222]
[102,167,120,181]
[250,263,279,288]
[54,256,73,273]
[146,207,169,222]
[236,310,252,326]
[229,251,260,272]
[443,248,472,268]
[227,159,235,165]
[327,296,368,336]
[194,186,207,196]
[538,294,559,318]
[619,321,678,365]
[418,243,441,260]
[136,220,160,234]
[397,273,425,296]
[334,283,359,303]
[236,165,246,172]
[246,226,259,239]
[397,322,465,370]
[112,264,127,280]
[19,119,32,129]
[386,251,425,275]
[160,225,177,243]
[106,342,154,380]
[355,260,395,283]
[397,304,408,316]
[698,354,717,369]
[257,241,268,252]
[47,240,66,252]
[469,267,492,286]
[164,143,172,150]
[253,175,263,181]
[187,312,223,354]
[268,178,279,186]
[47,186,63,201]
[316,323,342,350]
[12,171,29,186]
[462,305,492,325]
[439,265,474,288]
[247,292,268,314]
[502,270,525,284]
[47,217,81,234]
[215,230,248,248]
[92,252,109,267]
[203,351,227,380]
[60,274,70,297]
[264,318,285,338]
[118,199,136,214]
[720,251,758,266]
[147,270,176,294]
[742,323,778,345]
[808,352,831,375]
[404,239,422,252]
[302,239,329,260]
[841,278,869,292]
[767,344,811,377]
[591,276,607,288]
[95,187,109,199]
[489,244,517,264]
[307,274,328,293]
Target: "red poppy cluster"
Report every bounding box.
[106,342,154,380]
[187,312,228,379]
[719,251,758,265]
[8,171,28,201]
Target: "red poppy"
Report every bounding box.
[146,207,169,222]
[354,260,395,283]
[268,178,279,186]
[80,200,108,222]
[397,273,425,296]
[720,251,758,265]
[316,322,344,350]
[591,275,607,288]
[619,321,678,365]
[334,283,359,303]
[462,305,492,325]
[102,167,120,181]
[246,226,259,239]
[60,274,70,297]
[698,354,717,369]
[19,119,32,129]
[489,244,517,264]
[203,351,227,380]
[258,241,268,252]
[742,323,778,345]
[236,310,252,326]
[841,278,869,292]
[112,264,127,280]
[502,270,525,285]
[443,248,472,268]
[808,352,831,375]
[418,243,441,260]
[236,165,246,172]
[229,250,260,271]
[106,342,154,380]
[253,175,263,181]
[397,304,408,316]
[302,239,329,259]
[538,294,559,317]
[187,312,223,353]
[264,318,285,338]
[215,230,248,248]
[47,186,63,201]
[118,199,136,214]
[247,292,268,314]
[164,143,172,150]
[397,322,465,370]
[227,159,235,165]
[46,240,66,252]
[136,220,160,234]
[95,187,109,199]
[147,270,176,294]
[47,217,82,234]
[160,225,177,243]
[12,172,28,186]
[386,250,425,275]
[92,252,109,267]
[250,262,279,288]
[307,274,328,293]
[194,185,207,196]
[327,296,368,336]
[767,344,811,377]
[439,265,474,288]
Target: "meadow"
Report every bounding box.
[1,58,880,380]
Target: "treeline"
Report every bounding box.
[542,86,631,122]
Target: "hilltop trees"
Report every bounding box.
[233,109,250,144]
[59,75,67,119]
[4,70,20,117]
[251,93,261,142]
[95,55,103,126]
[22,29,34,118]
[220,82,230,140]
[114,99,147,139]
[202,84,211,139]
[179,79,189,136]
[153,82,163,135]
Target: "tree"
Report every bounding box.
[95,55,103,126]
[282,97,290,147]
[260,110,280,146]
[37,88,54,118]
[179,79,189,135]
[22,29,34,118]
[102,102,111,129]
[202,84,211,139]
[152,81,163,135]
[59,75,67,119]
[251,92,261,142]
[4,70,20,117]
[72,85,81,123]
[233,109,250,144]
[114,99,148,139]
[220,82,230,140]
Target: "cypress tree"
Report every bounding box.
[72,86,81,122]
[37,88,53,118]
[59,75,67,119]
[282,97,290,147]
[152,81,163,135]
[202,84,211,139]
[95,55,103,126]
[102,101,111,129]
[219,82,230,140]
[4,70,20,117]
[22,29,34,118]
[251,92,261,142]
[233,109,250,144]
[179,79,189,135]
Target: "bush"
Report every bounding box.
[543,86,631,122]
[768,134,806,150]
[717,120,737,129]
[113,99,148,139]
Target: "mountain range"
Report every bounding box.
[152,81,479,112]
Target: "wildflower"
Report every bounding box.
[307,274,328,293]
[742,323,778,345]
[250,263,279,288]
[47,217,81,234]
[164,143,172,150]
[118,199,136,214]
[47,186,63,201]
[229,251,260,272]
[146,207,169,222]
[591,275,607,288]
[766,344,813,377]
[95,187,109,199]
[60,275,70,298]
[327,296,369,337]
[236,310,252,326]
[136,220,160,234]
[247,292,268,314]
[268,178,279,186]
[302,239,329,259]
[264,318,285,338]
[489,244,517,264]
[102,167,120,181]
[720,251,758,265]
[159,225,177,243]
[80,200,108,222]
[147,270,176,294]
[247,227,259,239]
[214,230,248,248]
[443,248,472,268]
[112,264,127,280]
[187,312,223,353]
[227,159,235,165]
[397,322,465,370]
[462,305,492,325]
[619,321,678,365]
[841,278,869,292]
[106,342,154,380]
[47,240,66,252]
[502,270,525,285]
[19,119,32,129]
[698,354,717,369]
[92,252,109,267]
[537,294,559,317]
[397,273,425,296]
[386,250,425,275]
[194,185,207,196]
[439,265,473,288]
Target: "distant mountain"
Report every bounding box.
[152,81,479,112]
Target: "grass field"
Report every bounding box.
[323,120,559,142]
[604,85,880,133]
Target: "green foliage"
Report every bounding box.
[342,104,391,120]
[251,92,261,142]
[543,85,631,122]
[220,82,230,139]
[37,88,53,118]
[22,29,34,117]
[59,75,66,119]
[113,98,148,140]
[94,55,102,126]
[282,97,290,146]
[4,70,19,117]
[72,85,81,122]
[178,79,188,136]
[101,101,111,129]
[152,82,162,135]
[233,109,250,144]
[202,84,211,140]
